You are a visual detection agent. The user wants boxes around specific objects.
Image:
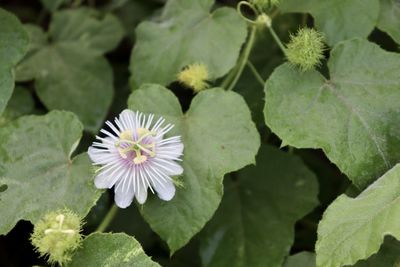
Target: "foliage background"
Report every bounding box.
[0,0,399,266]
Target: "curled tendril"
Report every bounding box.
[236,1,260,24]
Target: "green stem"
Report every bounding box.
[96,204,118,232]
[246,61,265,86]
[226,25,257,91]
[267,25,286,54]
[220,65,238,89]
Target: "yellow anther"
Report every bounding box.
[119,130,133,140]
[133,155,147,165]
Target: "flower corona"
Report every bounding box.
[88,110,184,208]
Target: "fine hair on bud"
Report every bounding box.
[177,63,210,92]
[30,209,83,265]
[285,28,326,72]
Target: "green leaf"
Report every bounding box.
[352,237,400,267]
[283,238,400,267]
[264,39,400,188]
[15,24,47,82]
[0,69,14,117]
[377,0,400,44]
[200,145,318,267]
[129,0,247,88]
[128,84,260,253]
[279,0,379,45]
[68,233,160,267]
[40,0,69,12]
[50,8,124,55]
[284,252,316,267]
[350,237,400,267]
[112,0,160,41]
[0,8,29,115]
[16,43,114,133]
[0,87,35,126]
[316,164,400,267]
[0,8,29,68]
[0,111,100,235]
[15,11,119,133]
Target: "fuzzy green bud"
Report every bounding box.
[30,209,83,265]
[177,63,210,92]
[285,28,325,71]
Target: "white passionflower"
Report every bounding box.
[88,109,184,208]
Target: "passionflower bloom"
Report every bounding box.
[88,109,184,208]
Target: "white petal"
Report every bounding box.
[94,172,115,189]
[119,109,136,130]
[135,182,148,204]
[153,179,176,201]
[157,143,184,159]
[88,147,104,163]
[114,176,134,208]
[94,163,126,189]
[152,159,183,176]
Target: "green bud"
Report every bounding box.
[250,0,280,11]
[30,209,83,265]
[285,28,325,71]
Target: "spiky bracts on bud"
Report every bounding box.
[177,63,209,92]
[251,0,280,11]
[30,209,83,265]
[285,28,325,71]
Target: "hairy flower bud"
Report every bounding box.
[285,28,325,71]
[30,209,83,265]
[177,63,209,92]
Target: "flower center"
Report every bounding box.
[115,128,156,164]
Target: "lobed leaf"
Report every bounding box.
[128,84,260,253]
[279,0,379,45]
[377,0,400,44]
[264,39,400,188]
[68,233,160,267]
[129,0,247,88]
[316,164,400,266]
[0,111,101,235]
[14,8,122,133]
[50,8,124,55]
[0,8,29,115]
[200,145,319,267]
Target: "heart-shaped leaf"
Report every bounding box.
[279,0,379,45]
[200,145,318,267]
[0,111,101,235]
[129,0,247,88]
[264,39,400,188]
[377,0,400,44]
[128,84,260,253]
[0,8,29,115]
[68,233,160,267]
[316,164,400,267]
